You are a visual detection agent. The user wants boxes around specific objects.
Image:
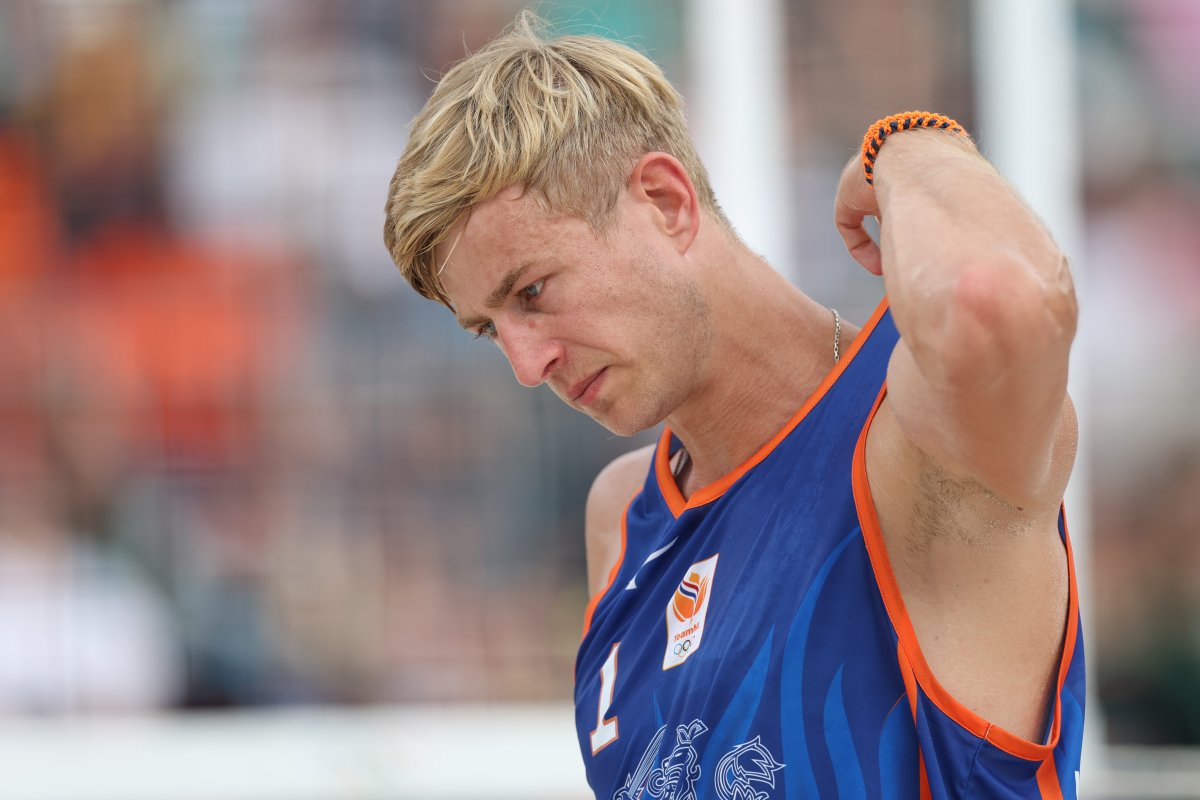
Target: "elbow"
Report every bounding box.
[967,250,1076,335]
[929,254,1077,373]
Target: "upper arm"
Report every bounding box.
[585,445,654,598]
[885,258,1078,510]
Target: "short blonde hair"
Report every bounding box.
[383,11,725,307]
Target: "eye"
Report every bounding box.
[472,320,497,342]
[519,279,544,304]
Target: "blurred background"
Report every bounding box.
[0,0,1196,797]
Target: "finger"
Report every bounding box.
[835,209,884,275]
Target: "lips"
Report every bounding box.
[567,368,606,405]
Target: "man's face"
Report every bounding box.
[437,185,713,436]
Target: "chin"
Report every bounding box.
[593,417,643,438]
[587,400,668,438]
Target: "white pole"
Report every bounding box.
[972,0,1103,783]
[685,0,793,281]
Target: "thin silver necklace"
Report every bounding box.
[832,307,841,364]
[672,308,842,482]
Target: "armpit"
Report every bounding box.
[909,452,1040,551]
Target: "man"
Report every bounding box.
[383,12,1083,799]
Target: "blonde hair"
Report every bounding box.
[383,10,726,307]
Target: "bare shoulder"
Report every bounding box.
[585,444,655,598]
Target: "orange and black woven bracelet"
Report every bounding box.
[861,111,969,186]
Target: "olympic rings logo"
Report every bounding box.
[673,639,693,656]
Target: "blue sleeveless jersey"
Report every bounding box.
[574,299,1085,799]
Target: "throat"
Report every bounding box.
[670,447,694,498]
[664,305,858,501]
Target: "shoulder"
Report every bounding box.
[584,444,655,598]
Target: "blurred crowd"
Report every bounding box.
[0,0,1196,745]
[0,0,605,711]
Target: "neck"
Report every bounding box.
[663,245,856,497]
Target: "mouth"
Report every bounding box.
[568,368,607,406]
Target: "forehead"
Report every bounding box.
[455,187,554,250]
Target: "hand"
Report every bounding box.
[834,153,883,275]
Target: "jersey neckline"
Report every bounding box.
[654,297,891,518]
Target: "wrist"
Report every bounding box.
[873,130,974,179]
[872,129,979,201]
[861,111,973,189]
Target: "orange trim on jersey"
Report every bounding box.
[898,643,934,800]
[1036,755,1064,799]
[855,385,1081,762]
[655,297,892,518]
[580,492,638,641]
[898,641,920,719]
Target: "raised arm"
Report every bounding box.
[836,127,1078,509]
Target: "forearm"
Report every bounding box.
[872,129,1076,376]
[870,129,1078,504]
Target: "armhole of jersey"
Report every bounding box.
[852,384,1081,763]
[580,491,638,642]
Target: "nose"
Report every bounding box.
[498,323,563,388]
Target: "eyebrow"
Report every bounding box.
[455,261,537,330]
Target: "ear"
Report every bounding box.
[627,152,701,254]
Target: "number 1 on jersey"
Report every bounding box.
[589,642,620,754]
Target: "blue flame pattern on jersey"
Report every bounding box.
[574,300,1085,799]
